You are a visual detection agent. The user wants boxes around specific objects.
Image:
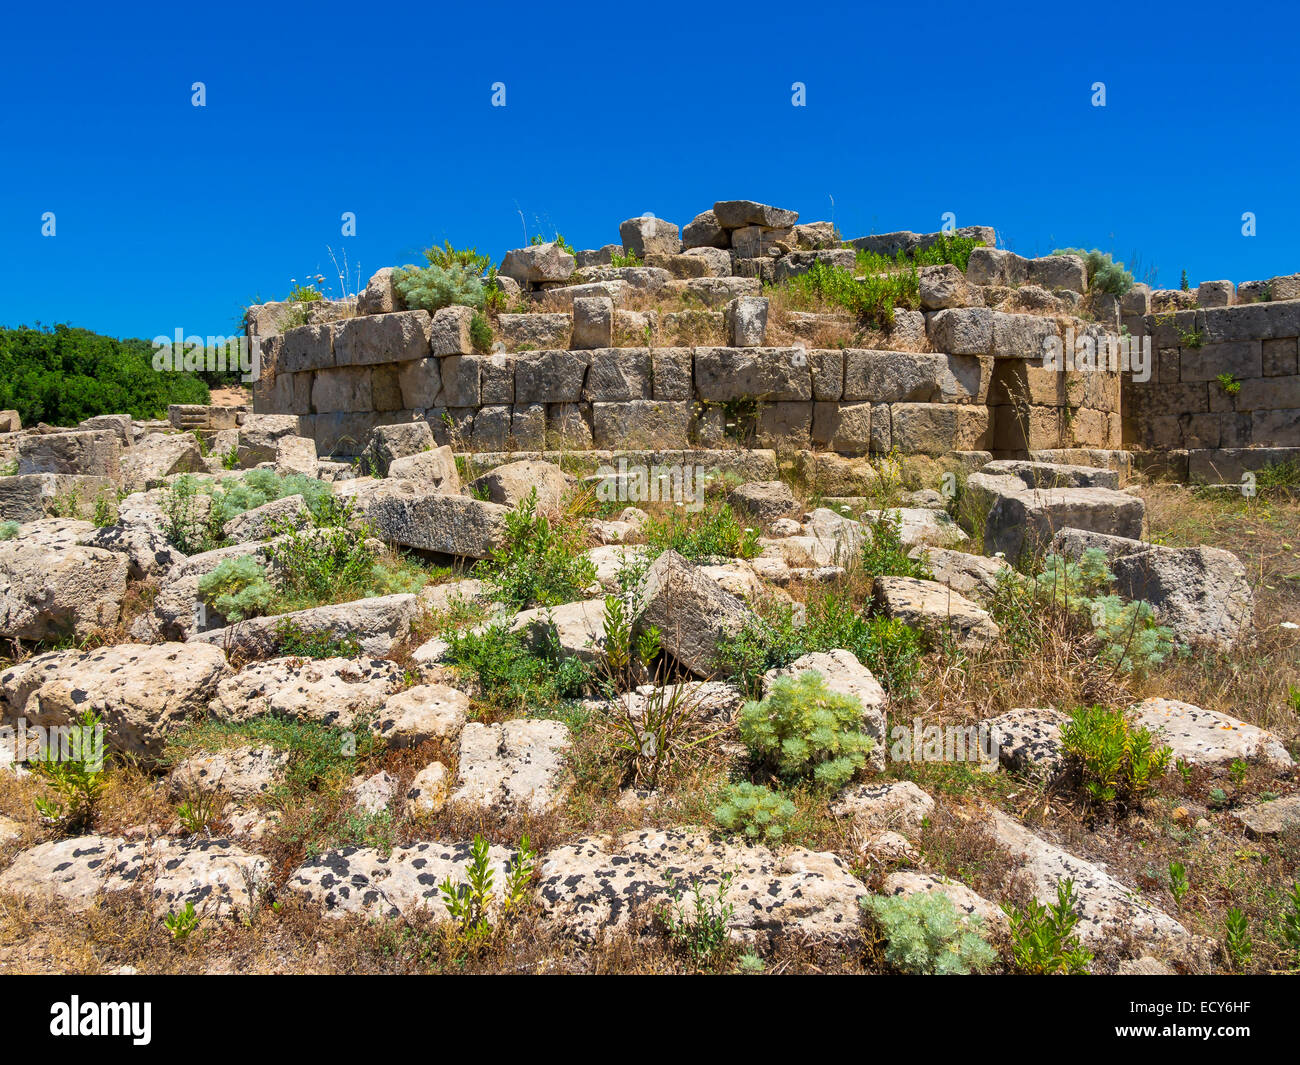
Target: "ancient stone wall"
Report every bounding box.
[250,304,1121,460]
[1123,293,1300,482]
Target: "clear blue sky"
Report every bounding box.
[2,1,1296,341]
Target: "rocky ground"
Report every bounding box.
[0,411,1297,975]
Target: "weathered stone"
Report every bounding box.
[0,541,128,640]
[375,684,468,749]
[207,655,405,728]
[274,435,319,478]
[1131,697,1294,773]
[635,550,754,677]
[985,706,1070,778]
[538,828,865,949]
[1110,545,1253,649]
[360,485,507,557]
[832,780,934,833]
[1233,794,1300,837]
[169,746,288,800]
[406,761,451,815]
[289,838,517,919]
[727,481,798,523]
[17,430,121,479]
[222,494,308,543]
[713,200,799,230]
[619,215,680,258]
[919,263,979,310]
[363,420,436,476]
[725,296,768,347]
[333,310,433,366]
[468,459,569,514]
[510,599,607,665]
[452,719,571,814]
[499,242,576,287]
[694,347,811,401]
[927,308,993,354]
[913,546,1009,600]
[872,575,1000,649]
[592,400,691,449]
[582,348,652,401]
[988,809,1190,950]
[514,350,589,403]
[682,210,729,249]
[385,445,459,492]
[571,297,614,350]
[1,642,230,761]
[0,835,269,919]
[429,305,476,357]
[191,594,419,659]
[357,266,402,316]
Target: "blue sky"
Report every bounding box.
[2,1,1296,341]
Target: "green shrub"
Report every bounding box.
[717,593,923,697]
[0,324,210,425]
[268,519,377,610]
[859,510,933,580]
[197,555,275,622]
[469,312,493,353]
[0,521,18,541]
[644,503,760,563]
[423,241,492,274]
[1004,878,1093,974]
[475,489,596,609]
[862,891,997,975]
[738,671,874,788]
[1051,248,1134,297]
[1060,705,1170,807]
[273,619,362,659]
[208,469,334,528]
[712,782,797,844]
[30,709,105,833]
[392,261,485,313]
[445,621,592,714]
[659,872,735,968]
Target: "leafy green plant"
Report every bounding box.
[862,891,997,975]
[268,510,377,609]
[1060,705,1171,809]
[197,555,275,622]
[1004,878,1093,974]
[712,782,797,844]
[30,709,104,833]
[858,511,933,580]
[609,676,717,790]
[164,901,200,941]
[0,520,18,540]
[1216,371,1242,396]
[644,503,760,563]
[393,261,485,313]
[475,489,595,609]
[175,787,223,834]
[610,248,642,268]
[273,619,362,659]
[1169,861,1190,908]
[92,491,116,528]
[659,871,735,968]
[1051,248,1134,297]
[445,621,592,715]
[1224,907,1252,970]
[1280,883,1300,956]
[469,312,493,353]
[439,833,535,949]
[738,671,874,789]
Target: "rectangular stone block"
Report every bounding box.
[990,404,1066,451]
[891,403,989,454]
[371,366,403,412]
[809,349,844,400]
[1262,337,1299,377]
[755,401,813,452]
[1179,340,1261,382]
[1231,376,1300,411]
[652,348,693,400]
[471,406,510,451]
[583,349,652,401]
[311,367,372,414]
[546,404,593,448]
[19,429,123,478]
[435,356,481,407]
[479,353,516,404]
[591,401,691,449]
[280,323,334,373]
[810,402,871,455]
[1203,302,1300,343]
[333,310,433,366]
[990,312,1060,360]
[841,350,982,404]
[1252,408,1300,447]
[514,350,590,403]
[693,347,812,401]
[926,308,992,355]
[396,358,442,410]
[510,404,546,450]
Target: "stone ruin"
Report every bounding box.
[239,198,1300,487]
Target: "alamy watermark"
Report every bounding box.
[152,329,260,383]
[889,719,998,766]
[1,718,104,772]
[594,459,709,512]
[1042,326,1151,383]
